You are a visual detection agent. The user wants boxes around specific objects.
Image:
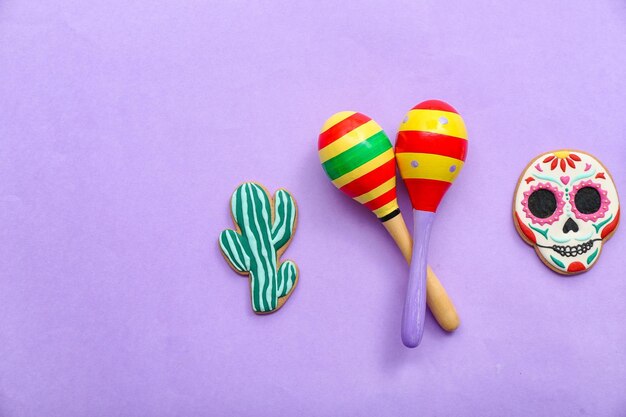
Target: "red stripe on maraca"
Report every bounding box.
[403,179,451,212]
[396,131,468,162]
[338,158,396,198]
[412,100,459,114]
[364,187,397,211]
[318,112,371,150]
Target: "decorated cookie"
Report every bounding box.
[513,150,620,274]
[219,182,298,313]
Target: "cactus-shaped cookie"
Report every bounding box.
[219,182,298,313]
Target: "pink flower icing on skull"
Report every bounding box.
[513,150,620,274]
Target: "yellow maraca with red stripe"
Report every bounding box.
[319,111,460,334]
[395,100,468,347]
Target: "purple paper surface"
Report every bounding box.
[1,1,626,416]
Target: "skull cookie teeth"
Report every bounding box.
[513,150,620,275]
[548,240,595,257]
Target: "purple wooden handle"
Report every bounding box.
[401,210,435,348]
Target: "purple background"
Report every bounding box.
[1,1,625,416]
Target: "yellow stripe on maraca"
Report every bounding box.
[400,109,468,140]
[396,153,465,183]
[373,199,399,218]
[318,120,383,163]
[320,111,356,133]
[353,177,396,204]
[331,148,395,188]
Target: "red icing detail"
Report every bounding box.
[567,262,586,273]
[595,172,606,179]
[543,155,555,163]
[567,158,576,168]
[525,177,535,184]
[411,100,458,114]
[550,159,558,170]
[396,131,468,161]
[515,212,536,244]
[403,179,451,212]
[318,112,371,150]
[601,208,620,239]
[339,158,396,198]
[560,159,566,172]
[569,153,581,161]
[364,187,397,212]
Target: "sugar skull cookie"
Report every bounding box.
[513,150,620,274]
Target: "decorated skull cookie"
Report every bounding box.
[513,150,620,274]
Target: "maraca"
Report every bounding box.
[318,111,460,333]
[395,100,468,347]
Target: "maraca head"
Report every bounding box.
[319,112,400,221]
[395,100,468,212]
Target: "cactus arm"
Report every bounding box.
[271,189,297,250]
[219,229,250,273]
[276,260,297,298]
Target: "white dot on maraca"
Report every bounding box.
[411,160,419,168]
[439,116,448,125]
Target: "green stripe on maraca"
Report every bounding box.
[321,130,392,181]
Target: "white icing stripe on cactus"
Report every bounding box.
[281,191,289,221]
[256,187,273,311]
[277,267,284,295]
[272,190,286,243]
[263,192,277,310]
[241,185,264,311]
[247,184,267,310]
[285,264,295,294]
[253,184,277,310]
[249,183,276,311]
[230,232,247,270]
[277,261,286,295]
[277,261,296,297]
[272,190,296,249]
[238,185,256,308]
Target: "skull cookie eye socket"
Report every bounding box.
[570,180,610,222]
[528,189,557,218]
[521,182,565,225]
[574,187,601,214]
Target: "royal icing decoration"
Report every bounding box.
[219,182,298,313]
[513,151,620,274]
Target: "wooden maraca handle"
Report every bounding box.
[382,213,460,332]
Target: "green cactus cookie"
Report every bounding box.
[219,182,298,313]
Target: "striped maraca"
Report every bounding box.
[396,100,468,347]
[319,111,460,334]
